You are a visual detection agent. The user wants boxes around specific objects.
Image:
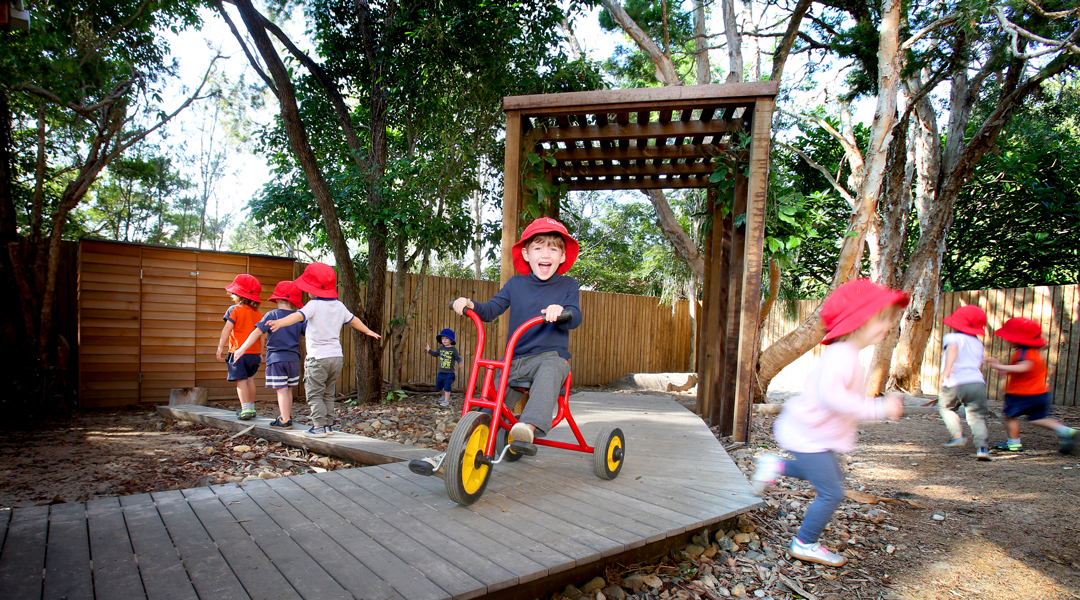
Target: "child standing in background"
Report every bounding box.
[751,279,906,567]
[425,328,462,408]
[216,274,263,420]
[937,305,991,461]
[987,317,1076,454]
[234,281,306,429]
[268,262,381,437]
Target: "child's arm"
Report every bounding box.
[348,317,381,339]
[543,280,583,325]
[456,285,511,322]
[232,328,263,362]
[267,311,304,331]
[941,344,958,381]
[216,322,233,362]
[815,347,892,421]
[988,357,1033,373]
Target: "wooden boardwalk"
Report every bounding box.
[0,392,760,600]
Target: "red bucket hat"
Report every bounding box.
[268,280,304,309]
[942,305,986,337]
[994,317,1046,347]
[295,262,338,298]
[511,217,580,276]
[225,274,262,303]
[821,279,909,345]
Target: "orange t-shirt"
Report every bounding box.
[225,304,262,354]
[1005,347,1048,396]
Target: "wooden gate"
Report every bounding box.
[78,240,296,407]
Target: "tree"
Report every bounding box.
[0,0,210,410]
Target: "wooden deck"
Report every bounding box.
[0,392,760,600]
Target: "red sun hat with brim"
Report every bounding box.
[511,217,580,276]
[268,280,304,309]
[295,262,338,298]
[994,317,1047,347]
[225,273,262,303]
[942,304,987,337]
[820,278,909,345]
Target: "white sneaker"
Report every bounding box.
[789,538,848,567]
[510,422,534,444]
[750,454,783,496]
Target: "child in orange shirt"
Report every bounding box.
[987,318,1075,454]
[216,274,263,420]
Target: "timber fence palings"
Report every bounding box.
[759,284,1080,407]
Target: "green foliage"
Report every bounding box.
[563,194,664,295]
[381,389,408,404]
[598,0,697,85]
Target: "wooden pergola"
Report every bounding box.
[500,83,778,442]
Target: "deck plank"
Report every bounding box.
[118,494,199,600]
[179,487,302,600]
[235,479,403,600]
[263,476,450,600]
[43,502,94,600]
[150,490,251,600]
[345,467,550,586]
[280,474,484,599]
[86,497,147,599]
[0,505,49,600]
[206,483,355,600]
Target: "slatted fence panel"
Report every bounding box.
[759,285,1080,406]
[78,241,142,407]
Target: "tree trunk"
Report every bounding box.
[890,249,941,393]
[599,0,681,85]
[721,0,743,82]
[693,0,711,85]
[643,189,704,281]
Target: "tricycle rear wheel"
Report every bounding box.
[593,426,625,480]
[445,411,494,505]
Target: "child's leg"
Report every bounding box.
[1005,417,1021,440]
[960,383,989,449]
[276,387,292,422]
[1031,417,1076,436]
[305,357,330,428]
[246,378,257,406]
[782,451,846,545]
[236,378,253,405]
[320,357,344,426]
[511,352,570,436]
[937,386,965,442]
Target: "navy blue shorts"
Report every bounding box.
[1002,392,1052,421]
[265,361,300,389]
[436,372,455,392]
[227,353,261,381]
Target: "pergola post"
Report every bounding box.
[732,99,775,442]
[499,110,524,348]
[698,187,724,422]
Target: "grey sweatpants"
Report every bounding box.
[938,382,989,448]
[502,350,571,436]
[305,356,343,427]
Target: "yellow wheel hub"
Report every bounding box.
[461,423,490,494]
[606,437,622,471]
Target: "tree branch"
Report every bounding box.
[599,0,682,85]
[776,141,856,206]
[770,0,812,81]
[215,0,278,95]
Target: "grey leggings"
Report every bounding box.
[500,351,570,436]
[782,451,845,544]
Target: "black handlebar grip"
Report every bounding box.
[555,311,573,324]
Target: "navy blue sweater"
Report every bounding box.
[471,273,582,360]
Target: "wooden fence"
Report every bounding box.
[760,284,1080,406]
[336,272,695,394]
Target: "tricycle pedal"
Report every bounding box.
[409,453,446,477]
[509,441,538,456]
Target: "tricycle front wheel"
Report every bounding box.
[593,426,625,480]
[445,411,494,505]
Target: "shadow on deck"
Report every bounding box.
[0,392,760,600]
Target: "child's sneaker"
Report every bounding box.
[237,408,257,420]
[976,447,991,461]
[789,538,848,567]
[510,422,534,444]
[1059,429,1076,455]
[994,441,1023,452]
[750,454,783,496]
[439,399,450,407]
[942,437,967,448]
[307,426,330,438]
[269,417,293,430]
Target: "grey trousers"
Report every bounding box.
[938,382,989,448]
[502,351,571,436]
[305,356,343,427]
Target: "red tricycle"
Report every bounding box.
[409,306,626,506]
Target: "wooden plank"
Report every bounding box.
[1064,286,1080,406]
[86,497,147,599]
[261,477,450,600]
[42,503,94,600]
[539,120,738,143]
[148,491,249,599]
[117,494,199,600]
[553,161,714,179]
[564,176,710,191]
[179,487,303,600]
[214,481,401,600]
[732,99,774,442]
[282,474,484,598]
[0,506,49,599]
[504,82,778,111]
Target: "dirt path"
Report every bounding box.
[1,395,1077,600]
